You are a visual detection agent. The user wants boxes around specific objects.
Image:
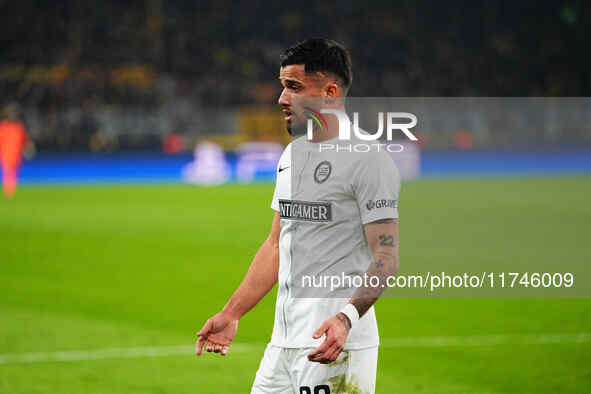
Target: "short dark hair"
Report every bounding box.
[280,38,353,93]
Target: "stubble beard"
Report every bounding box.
[285,116,308,137]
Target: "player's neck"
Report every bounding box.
[308,108,345,143]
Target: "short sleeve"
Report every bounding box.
[353,152,401,224]
[271,180,280,211]
[271,144,291,211]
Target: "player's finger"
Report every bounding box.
[317,346,337,362]
[213,344,222,353]
[311,342,338,362]
[206,342,214,352]
[312,321,329,339]
[312,334,342,361]
[313,350,336,364]
[195,336,208,356]
[308,336,335,359]
[197,319,212,337]
[221,344,229,356]
[326,345,344,362]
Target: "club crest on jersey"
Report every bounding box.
[314,161,332,184]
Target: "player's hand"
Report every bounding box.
[307,313,351,364]
[195,312,238,356]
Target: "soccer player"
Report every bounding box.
[0,105,30,198]
[196,39,400,393]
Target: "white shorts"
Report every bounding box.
[251,344,378,394]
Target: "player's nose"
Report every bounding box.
[278,88,290,106]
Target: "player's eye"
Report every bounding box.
[286,82,301,91]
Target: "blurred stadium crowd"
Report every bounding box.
[1,1,590,151]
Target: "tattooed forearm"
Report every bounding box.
[350,252,397,318]
[351,298,375,319]
[350,218,399,318]
[375,257,384,269]
[378,234,395,247]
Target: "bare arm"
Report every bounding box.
[196,212,280,356]
[221,211,280,319]
[350,218,399,317]
[308,218,399,363]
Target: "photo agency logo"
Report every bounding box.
[303,107,328,134]
[306,108,418,153]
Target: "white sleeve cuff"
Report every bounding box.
[340,303,360,327]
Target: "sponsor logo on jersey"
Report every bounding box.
[313,161,332,183]
[366,199,397,211]
[279,199,332,222]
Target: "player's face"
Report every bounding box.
[278,65,325,135]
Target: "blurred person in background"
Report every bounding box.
[0,104,32,198]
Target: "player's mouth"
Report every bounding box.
[282,108,293,121]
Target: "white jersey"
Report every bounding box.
[270,135,401,350]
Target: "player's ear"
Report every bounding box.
[324,81,339,98]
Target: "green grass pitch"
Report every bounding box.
[1,177,590,393]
